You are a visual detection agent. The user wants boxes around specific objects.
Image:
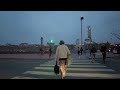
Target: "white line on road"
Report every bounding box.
[69,65,106,67]
[66,72,120,78]
[67,68,115,71]
[23,71,55,75]
[71,62,100,64]
[11,76,40,79]
[34,66,114,72]
[34,67,53,70]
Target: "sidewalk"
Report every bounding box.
[0,53,55,60]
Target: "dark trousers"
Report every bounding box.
[102,52,106,63]
[59,58,67,65]
[78,51,80,55]
[90,52,91,56]
[81,51,83,55]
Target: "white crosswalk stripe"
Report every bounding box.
[11,76,39,79]
[66,68,115,71]
[11,58,120,79]
[71,62,100,64]
[68,65,106,67]
[66,73,120,79]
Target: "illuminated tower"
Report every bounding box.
[87,25,92,43]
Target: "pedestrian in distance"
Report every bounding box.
[84,49,86,55]
[77,47,80,58]
[40,47,43,55]
[100,44,107,64]
[91,45,97,63]
[90,48,92,57]
[80,47,83,55]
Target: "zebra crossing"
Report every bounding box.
[11,57,120,79]
[66,60,120,79]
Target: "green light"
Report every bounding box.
[50,40,53,43]
[47,40,55,45]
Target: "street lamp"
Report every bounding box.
[81,17,84,47]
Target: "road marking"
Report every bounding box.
[66,72,120,78]
[11,76,39,79]
[34,66,114,72]
[23,71,55,75]
[67,68,114,71]
[34,67,53,70]
[40,65,54,67]
[71,62,100,64]
[11,58,120,79]
[69,65,106,68]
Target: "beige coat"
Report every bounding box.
[55,44,72,65]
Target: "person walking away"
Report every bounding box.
[40,47,43,55]
[90,48,92,57]
[100,44,107,63]
[55,40,71,79]
[91,45,97,63]
[77,47,80,58]
[84,49,86,55]
[80,47,83,55]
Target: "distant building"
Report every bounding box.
[19,43,28,47]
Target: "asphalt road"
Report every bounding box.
[10,54,120,79]
[0,59,49,79]
[96,56,120,74]
[0,52,120,79]
[85,52,120,74]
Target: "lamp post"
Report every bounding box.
[81,17,84,47]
